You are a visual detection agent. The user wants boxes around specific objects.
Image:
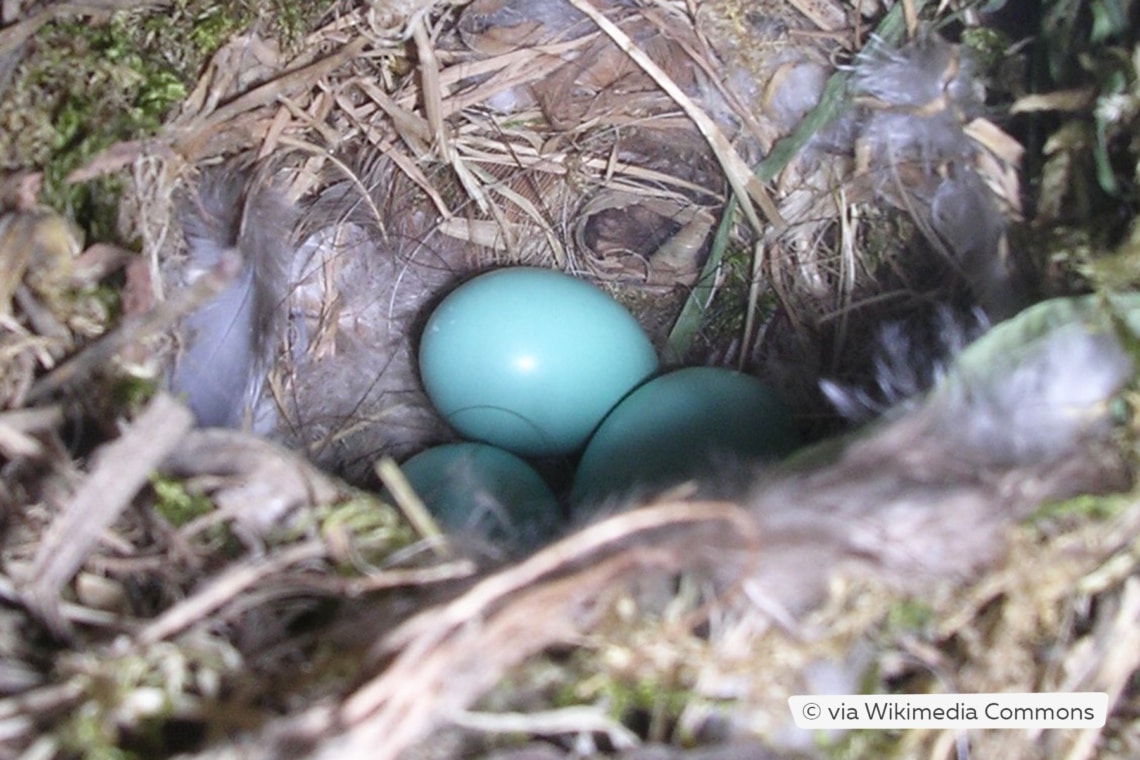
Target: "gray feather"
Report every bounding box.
[928,293,1139,464]
[171,260,259,428]
[749,294,1138,619]
[821,305,987,421]
[276,159,475,480]
[170,167,294,429]
[849,34,1024,319]
[850,35,983,167]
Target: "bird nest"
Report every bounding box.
[2,0,1140,759]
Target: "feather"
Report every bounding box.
[850,35,984,167]
[928,293,1138,464]
[169,167,294,429]
[748,294,1137,619]
[821,305,987,421]
[276,159,477,480]
[848,34,1025,319]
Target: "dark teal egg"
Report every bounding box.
[572,367,797,504]
[419,268,658,456]
[398,442,561,549]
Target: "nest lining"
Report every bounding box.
[1,0,1139,759]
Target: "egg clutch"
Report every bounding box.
[401,267,797,549]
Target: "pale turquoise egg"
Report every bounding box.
[571,367,797,504]
[399,442,561,549]
[419,267,658,457]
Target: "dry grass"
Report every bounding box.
[1,1,1139,759]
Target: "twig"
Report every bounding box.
[135,540,328,645]
[19,393,193,638]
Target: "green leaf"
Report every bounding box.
[1091,0,1135,43]
[664,197,736,363]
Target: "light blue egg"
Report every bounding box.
[419,267,658,457]
[398,443,561,549]
[572,367,797,504]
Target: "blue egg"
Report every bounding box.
[419,267,659,456]
[398,443,561,549]
[572,367,797,504]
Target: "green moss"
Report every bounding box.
[151,476,214,526]
[883,598,936,635]
[320,494,403,536]
[316,494,415,568]
[1082,211,1140,295]
[0,14,187,239]
[595,674,694,741]
[961,26,1011,81]
[186,4,251,54]
[108,373,158,417]
[0,0,328,243]
[175,0,326,59]
[1032,492,1132,523]
[58,698,142,760]
[554,641,701,744]
[54,637,246,760]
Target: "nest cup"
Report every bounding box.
[81,2,1140,758]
